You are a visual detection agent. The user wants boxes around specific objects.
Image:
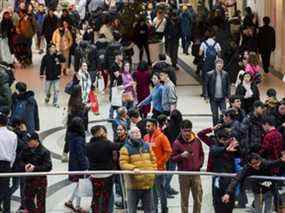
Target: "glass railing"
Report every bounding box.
[1,171,285,212]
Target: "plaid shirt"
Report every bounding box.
[260,128,283,173]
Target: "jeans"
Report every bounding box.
[45,80,60,105]
[69,182,81,208]
[254,191,273,213]
[153,175,167,212]
[181,33,191,54]
[179,175,203,213]
[210,98,226,125]
[165,161,176,193]
[127,189,153,213]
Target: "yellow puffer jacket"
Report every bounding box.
[119,139,157,190]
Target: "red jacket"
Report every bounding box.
[171,133,204,171]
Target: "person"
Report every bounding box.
[245,52,261,83]
[164,10,181,69]
[17,4,36,65]
[152,54,177,86]
[121,61,135,110]
[64,117,89,213]
[260,116,283,164]
[114,124,129,208]
[159,68,177,116]
[34,4,45,54]
[229,95,246,123]
[137,72,164,119]
[210,128,239,213]
[144,119,172,213]
[19,132,52,212]
[128,109,147,137]
[10,82,40,132]
[1,10,15,54]
[133,61,151,118]
[42,9,58,46]
[172,119,204,213]
[235,73,260,114]
[112,107,130,138]
[0,110,17,213]
[99,14,114,42]
[258,16,276,73]
[119,127,156,213]
[264,88,279,111]
[240,101,266,155]
[134,18,151,65]
[199,29,221,97]
[152,9,166,40]
[109,55,124,119]
[52,21,73,75]
[78,62,92,104]
[40,43,65,107]
[205,58,230,125]
[180,5,192,55]
[222,153,285,213]
[8,119,28,211]
[87,125,121,213]
[164,109,183,197]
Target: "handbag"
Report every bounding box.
[78,177,93,197]
[64,80,74,95]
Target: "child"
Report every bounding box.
[88,85,99,115]
[265,88,279,110]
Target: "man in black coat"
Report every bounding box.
[258,16,276,73]
[205,58,230,125]
[19,132,52,212]
[42,9,58,46]
[40,43,65,107]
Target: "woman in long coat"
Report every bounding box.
[133,61,151,118]
[64,116,89,212]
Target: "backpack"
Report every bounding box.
[204,41,218,62]
[202,41,218,73]
[12,99,29,122]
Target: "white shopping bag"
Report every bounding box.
[78,177,93,197]
[111,86,123,107]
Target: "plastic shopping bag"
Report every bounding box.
[88,91,99,114]
[111,86,123,107]
[78,177,93,197]
[0,38,13,64]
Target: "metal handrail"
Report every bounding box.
[1,170,285,181]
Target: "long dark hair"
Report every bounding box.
[68,116,85,136]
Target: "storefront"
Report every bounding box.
[255,0,285,73]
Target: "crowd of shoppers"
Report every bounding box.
[0,0,284,213]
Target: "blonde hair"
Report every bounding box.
[248,52,259,66]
